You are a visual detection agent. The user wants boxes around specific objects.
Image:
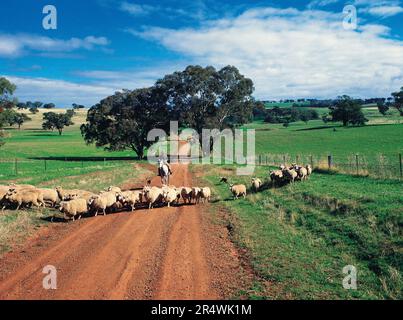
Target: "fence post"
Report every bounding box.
[44,159,47,171]
[81,161,84,169]
[356,154,359,176]
[296,155,299,165]
[104,158,106,167]
[399,153,402,179]
[328,155,332,170]
[283,155,286,165]
[15,158,18,175]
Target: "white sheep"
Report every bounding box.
[251,178,262,192]
[180,187,193,204]
[306,165,313,177]
[59,199,88,221]
[37,188,59,207]
[163,188,179,208]
[230,184,247,200]
[295,166,308,181]
[89,191,118,216]
[200,187,211,203]
[5,189,45,210]
[118,191,143,211]
[143,186,164,209]
[283,168,298,183]
[270,170,284,186]
[107,186,122,193]
[191,187,202,204]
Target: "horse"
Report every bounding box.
[158,159,170,185]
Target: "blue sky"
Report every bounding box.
[1,0,402,106]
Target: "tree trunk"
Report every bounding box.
[58,129,63,136]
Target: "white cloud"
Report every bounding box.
[119,1,154,16]
[1,65,182,106]
[307,0,339,9]
[360,5,403,17]
[132,6,403,99]
[2,75,114,107]
[0,34,110,57]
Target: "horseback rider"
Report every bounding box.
[158,154,173,176]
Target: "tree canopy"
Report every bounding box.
[329,95,368,126]
[391,87,403,116]
[42,111,74,135]
[81,88,170,159]
[81,65,256,158]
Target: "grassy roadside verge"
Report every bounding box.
[0,162,152,256]
[191,164,402,300]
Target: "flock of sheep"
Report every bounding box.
[0,163,312,221]
[269,163,313,186]
[221,163,313,200]
[0,183,212,222]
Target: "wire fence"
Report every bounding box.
[253,153,403,180]
[0,158,135,181]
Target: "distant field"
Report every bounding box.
[243,116,403,167]
[264,101,311,108]
[194,164,402,299]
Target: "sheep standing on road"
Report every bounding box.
[200,187,211,203]
[180,187,193,204]
[59,199,88,221]
[191,187,202,204]
[89,192,119,216]
[118,191,143,212]
[143,186,164,209]
[163,187,180,208]
[230,184,247,200]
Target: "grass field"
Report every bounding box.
[0,107,402,299]
[193,164,402,300]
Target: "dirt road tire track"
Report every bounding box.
[0,162,250,300]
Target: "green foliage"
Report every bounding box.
[156,65,256,150]
[43,103,56,109]
[0,109,31,129]
[42,111,74,135]
[264,107,319,124]
[329,96,368,126]
[391,87,403,116]
[199,165,403,299]
[377,100,389,115]
[72,103,85,110]
[0,77,16,104]
[81,88,170,159]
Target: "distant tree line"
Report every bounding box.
[263,107,319,125]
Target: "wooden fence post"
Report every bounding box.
[296,155,300,165]
[283,155,286,165]
[328,155,332,170]
[44,160,47,171]
[399,153,402,179]
[356,154,359,176]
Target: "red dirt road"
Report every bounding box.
[0,163,249,300]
